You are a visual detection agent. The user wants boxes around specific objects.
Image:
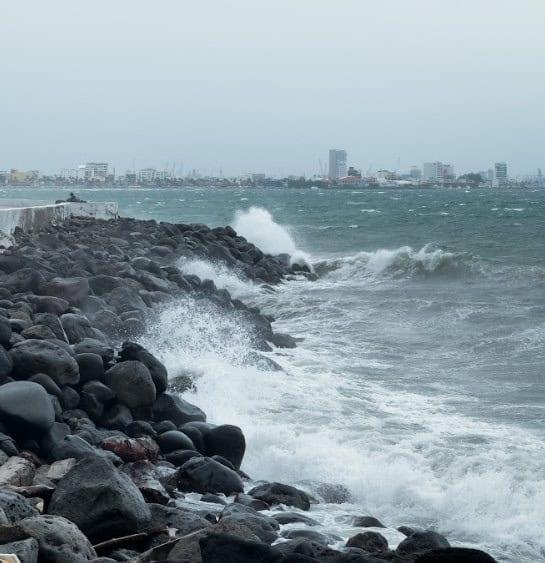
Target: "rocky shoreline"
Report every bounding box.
[0,215,497,562]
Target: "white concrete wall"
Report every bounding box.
[0,202,118,247]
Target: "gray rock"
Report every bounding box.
[414,548,498,562]
[45,277,90,307]
[60,313,95,344]
[32,295,70,316]
[148,503,211,535]
[73,338,114,364]
[48,455,151,543]
[0,316,12,347]
[397,531,450,558]
[346,531,389,554]
[118,341,168,394]
[177,456,244,495]
[0,490,39,523]
[0,537,39,563]
[19,514,97,563]
[152,392,206,426]
[75,353,105,384]
[248,482,312,511]
[220,512,279,543]
[204,424,245,469]
[272,512,319,526]
[199,533,282,563]
[0,381,55,435]
[104,361,156,409]
[157,430,195,453]
[33,313,67,342]
[21,324,57,340]
[0,346,13,381]
[10,339,79,386]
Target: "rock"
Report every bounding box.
[177,456,244,495]
[49,455,151,543]
[125,420,156,439]
[88,275,123,295]
[204,424,245,469]
[60,313,95,344]
[414,548,498,562]
[45,277,90,307]
[346,531,389,554]
[397,531,450,558]
[100,403,133,430]
[0,316,12,347]
[272,538,339,560]
[118,342,168,394]
[0,433,18,456]
[33,458,76,486]
[28,373,63,399]
[61,385,80,409]
[271,332,297,348]
[353,515,386,528]
[100,436,159,463]
[157,430,195,453]
[104,361,156,409]
[280,529,337,545]
[165,449,203,467]
[76,353,105,384]
[73,339,114,364]
[148,503,211,535]
[248,482,312,511]
[10,339,79,386]
[0,381,55,435]
[220,513,279,543]
[0,537,38,563]
[153,420,177,434]
[21,324,57,341]
[0,346,13,381]
[32,296,70,316]
[79,381,116,421]
[152,393,206,426]
[0,491,39,523]
[90,310,123,336]
[19,514,97,562]
[201,493,227,505]
[33,313,67,342]
[106,287,148,315]
[234,493,270,511]
[199,533,282,563]
[272,512,319,526]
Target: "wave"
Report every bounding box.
[314,244,473,281]
[233,206,312,268]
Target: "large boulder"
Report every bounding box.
[104,361,156,408]
[48,455,151,543]
[18,514,97,562]
[33,312,67,341]
[0,346,13,381]
[0,381,55,435]
[32,296,70,316]
[60,314,95,344]
[397,531,450,558]
[10,339,79,386]
[177,456,244,495]
[73,338,114,364]
[44,277,90,307]
[248,482,312,511]
[75,353,105,384]
[346,531,389,555]
[118,341,168,393]
[0,316,12,347]
[157,430,196,453]
[0,456,36,486]
[0,490,39,523]
[0,537,38,563]
[199,533,282,563]
[148,503,211,536]
[204,424,245,469]
[152,392,206,426]
[106,287,148,315]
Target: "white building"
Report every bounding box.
[79,162,109,181]
[423,162,454,182]
[329,149,347,180]
[494,162,508,187]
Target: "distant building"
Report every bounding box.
[138,168,157,182]
[80,162,108,181]
[423,162,454,182]
[494,162,508,187]
[0,171,9,185]
[347,166,361,178]
[329,149,347,180]
[251,173,266,184]
[409,166,422,180]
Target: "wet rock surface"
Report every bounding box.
[0,215,498,562]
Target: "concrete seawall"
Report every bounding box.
[0,201,118,247]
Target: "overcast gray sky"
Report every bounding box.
[1,0,544,177]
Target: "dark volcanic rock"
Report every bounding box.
[10,339,79,386]
[177,456,244,495]
[104,360,156,408]
[33,312,67,342]
[73,338,114,363]
[346,531,389,554]
[157,429,196,453]
[0,381,55,435]
[21,324,57,340]
[0,490,39,523]
[75,352,105,384]
[414,548,498,562]
[272,512,319,526]
[118,341,168,393]
[353,515,386,528]
[204,424,245,469]
[48,455,151,543]
[45,277,90,307]
[149,503,211,535]
[199,532,282,563]
[32,295,70,316]
[0,537,38,563]
[248,482,312,511]
[165,449,203,467]
[18,514,97,562]
[0,346,13,381]
[152,392,206,425]
[397,530,451,558]
[60,313,95,344]
[0,316,12,347]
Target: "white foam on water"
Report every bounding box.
[233,206,312,268]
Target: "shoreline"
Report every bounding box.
[0,212,498,562]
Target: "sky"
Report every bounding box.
[0,0,544,177]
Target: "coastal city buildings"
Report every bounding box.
[328,149,347,180]
[422,162,455,183]
[493,162,508,187]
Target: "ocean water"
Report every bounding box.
[3,186,545,562]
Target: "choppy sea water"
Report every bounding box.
[4,186,545,562]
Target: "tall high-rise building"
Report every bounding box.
[80,162,109,181]
[329,149,347,180]
[494,162,508,187]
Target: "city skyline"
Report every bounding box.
[1,1,545,177]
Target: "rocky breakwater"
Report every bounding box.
[0,215,498,562]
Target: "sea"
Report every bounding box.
[3,186,545,562]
